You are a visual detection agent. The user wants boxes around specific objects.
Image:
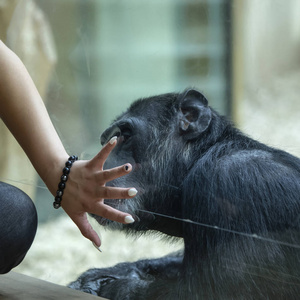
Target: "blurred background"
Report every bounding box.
[0,0,299,286]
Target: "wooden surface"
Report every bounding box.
[0,272,106,300]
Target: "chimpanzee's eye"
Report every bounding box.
[120,127,132,143]
[122,130,131,142]
[119,123,133,143]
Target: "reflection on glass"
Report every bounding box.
[0,0,299,298]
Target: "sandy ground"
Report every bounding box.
[14,71,300,288]
[14,216,184,286]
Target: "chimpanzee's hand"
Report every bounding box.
[61,136,137,248]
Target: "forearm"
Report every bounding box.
[0,40,68,194]
[0,41,137,246]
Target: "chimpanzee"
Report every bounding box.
[69,89,300,299]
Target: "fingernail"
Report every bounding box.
[128,188,137,197]
[124,164,130,172]
[109,136,117,145]
[92,242,102,253]
[124,215,135,224]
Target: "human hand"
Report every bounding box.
[0,41,136,249]
[60,136,137,248]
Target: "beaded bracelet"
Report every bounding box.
[53,155,78,209]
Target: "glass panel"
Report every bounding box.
[1,0,300,298]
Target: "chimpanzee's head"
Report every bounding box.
[92,89,217,237]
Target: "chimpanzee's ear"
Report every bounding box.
[177,89,212,140]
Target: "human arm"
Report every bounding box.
[0,40,136,247]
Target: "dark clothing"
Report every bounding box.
[0,182,37,274]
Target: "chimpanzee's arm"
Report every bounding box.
[68,253,183,299]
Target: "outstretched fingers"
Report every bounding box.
[64,136,138,249]
[97,163,133,184]
[70,212,102,247]
[95,185,137,200]
[93,201,136,225]
[91,136,119,169]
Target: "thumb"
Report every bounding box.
[70,212,102,247]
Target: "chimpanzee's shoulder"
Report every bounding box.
[195,133,300,179]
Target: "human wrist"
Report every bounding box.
[42,153,70,197]
[53,155,78,209]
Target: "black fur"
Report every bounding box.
[69,89,300,299]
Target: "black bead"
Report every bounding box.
[55,196,62,202]
[63,167,70,175]
[53,201,61,209]
[61,175,68,182]
[58,182,66,190]
[56,190,63,197]
[65,160,72,168]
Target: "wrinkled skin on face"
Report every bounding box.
[92,89,215,237]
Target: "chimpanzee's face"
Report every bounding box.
[100,93,178,167]
[93,89,212,235]
[96,94,179,231]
